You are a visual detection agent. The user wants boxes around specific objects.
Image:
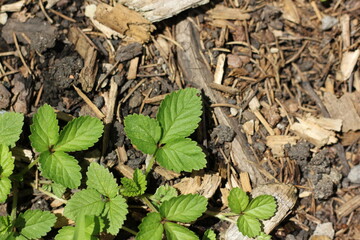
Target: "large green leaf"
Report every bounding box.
[0,144,14,178]
[155,138,206,173]
[164,222,199,240]
[87,162,118,198]
[228,188,249,214]
[15,210,56,240]
[0,112,24,147]
[120,168,147,197]
[136,212,163,240]
[64,189,105,221]
[157,88,202,144]
[160,194,207,223]
[124,114,162,154]
[39,151,81,189]
[0,178,11,203]
[104,195,128,235]
[237,214,261,238]
[29,104,58,152]
[149,185,178,208]
[244,195,276,220]
[54,116,103,152]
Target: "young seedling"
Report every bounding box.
[124,88,206,173]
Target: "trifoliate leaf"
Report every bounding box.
[160,194,207,223]
[124,114,161,154]
[164,222,199,240]
[15,210,56,240]
[0,112,24,147]
[87,162,118,198]
[136,212,163,240]
[228,188,249,214]
[0,178,11,203]
[120,168,147,197]
[64,189,105,221]
[104,195,128,235]
[29,104,58,152]
[237,214,261,238]
[0,144,14,178]
[39,151,81,189]
[149,185,178,208]
[157,88,202,144]
[155,138,206,173]
[54,116,103,152]
[202,229,216,240]
[244,195,276,220]
[55,216,104,240]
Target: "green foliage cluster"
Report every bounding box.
[0,88,277,240]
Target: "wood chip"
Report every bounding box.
[154,166,181,180]
[340,49,360,81]
[95,3,155,43]
[282,0,300,24]
[323,92,360,132]
[208,5,251,20]
[214,53,226,84]
[266,135,298,157]
[336,195,360,219]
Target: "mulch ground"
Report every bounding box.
[1,0,360,239]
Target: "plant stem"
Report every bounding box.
[122,226,138,235]
[30,183,67,203]
[140,196,158,212]
[145,155,156,176]
[15,156,40,178]
[10,182,19,221]
[205,210,237,224]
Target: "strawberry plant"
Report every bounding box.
[0,88,277,240]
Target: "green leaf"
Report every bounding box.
[157,88,202,144]
[74,214,87,240]
[15,210,56,240]
[39,151,81,189]
[104,195,128,235]
[0,215,12,235]
[258,232,272,240]
[124,114,161,154]
[228,188,249,214]
[0,144,14,178]
[54,116,103,152]
[164,222,199,240]
[136,212,163,240]
[244,195,276,220]
[0,112,24,147]
[237,214,261,238]
[29,104,58,152]
[55,216,104,240]
[42,182,67,198]
[120,168,147,197]
[155,138,206,173]
[87,162,118,198]
[64,189,105,221]
[0,178,11,203]
[160,194,207,223]
[202,229,216,240]
[149,185,178,208]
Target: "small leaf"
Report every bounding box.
[244,195,276,220]
[124,114,162,154]
[155,138,206,173]
[0,144,14,178]
[0,112,24,147]
[160,194,207,223]
[54,116,103,152]
[228,188,249,214]
[157,88,202,143]
[104,195,128,235]
[149,185,178,208]
[258,232,272,240]
[29,104,58,152]
[0,178,11,203]
[202,229,216,240]
[164,222,199,240]
[64,189,105,221]
[55,216,104,240]
[0,215,12,234]
[87,162,118,198]
[120,169,147,197]
[39,151,81,189]
[237,214,261,238]
[15,210,56,240]
[136,212,163,240]
[51,182,67,198]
